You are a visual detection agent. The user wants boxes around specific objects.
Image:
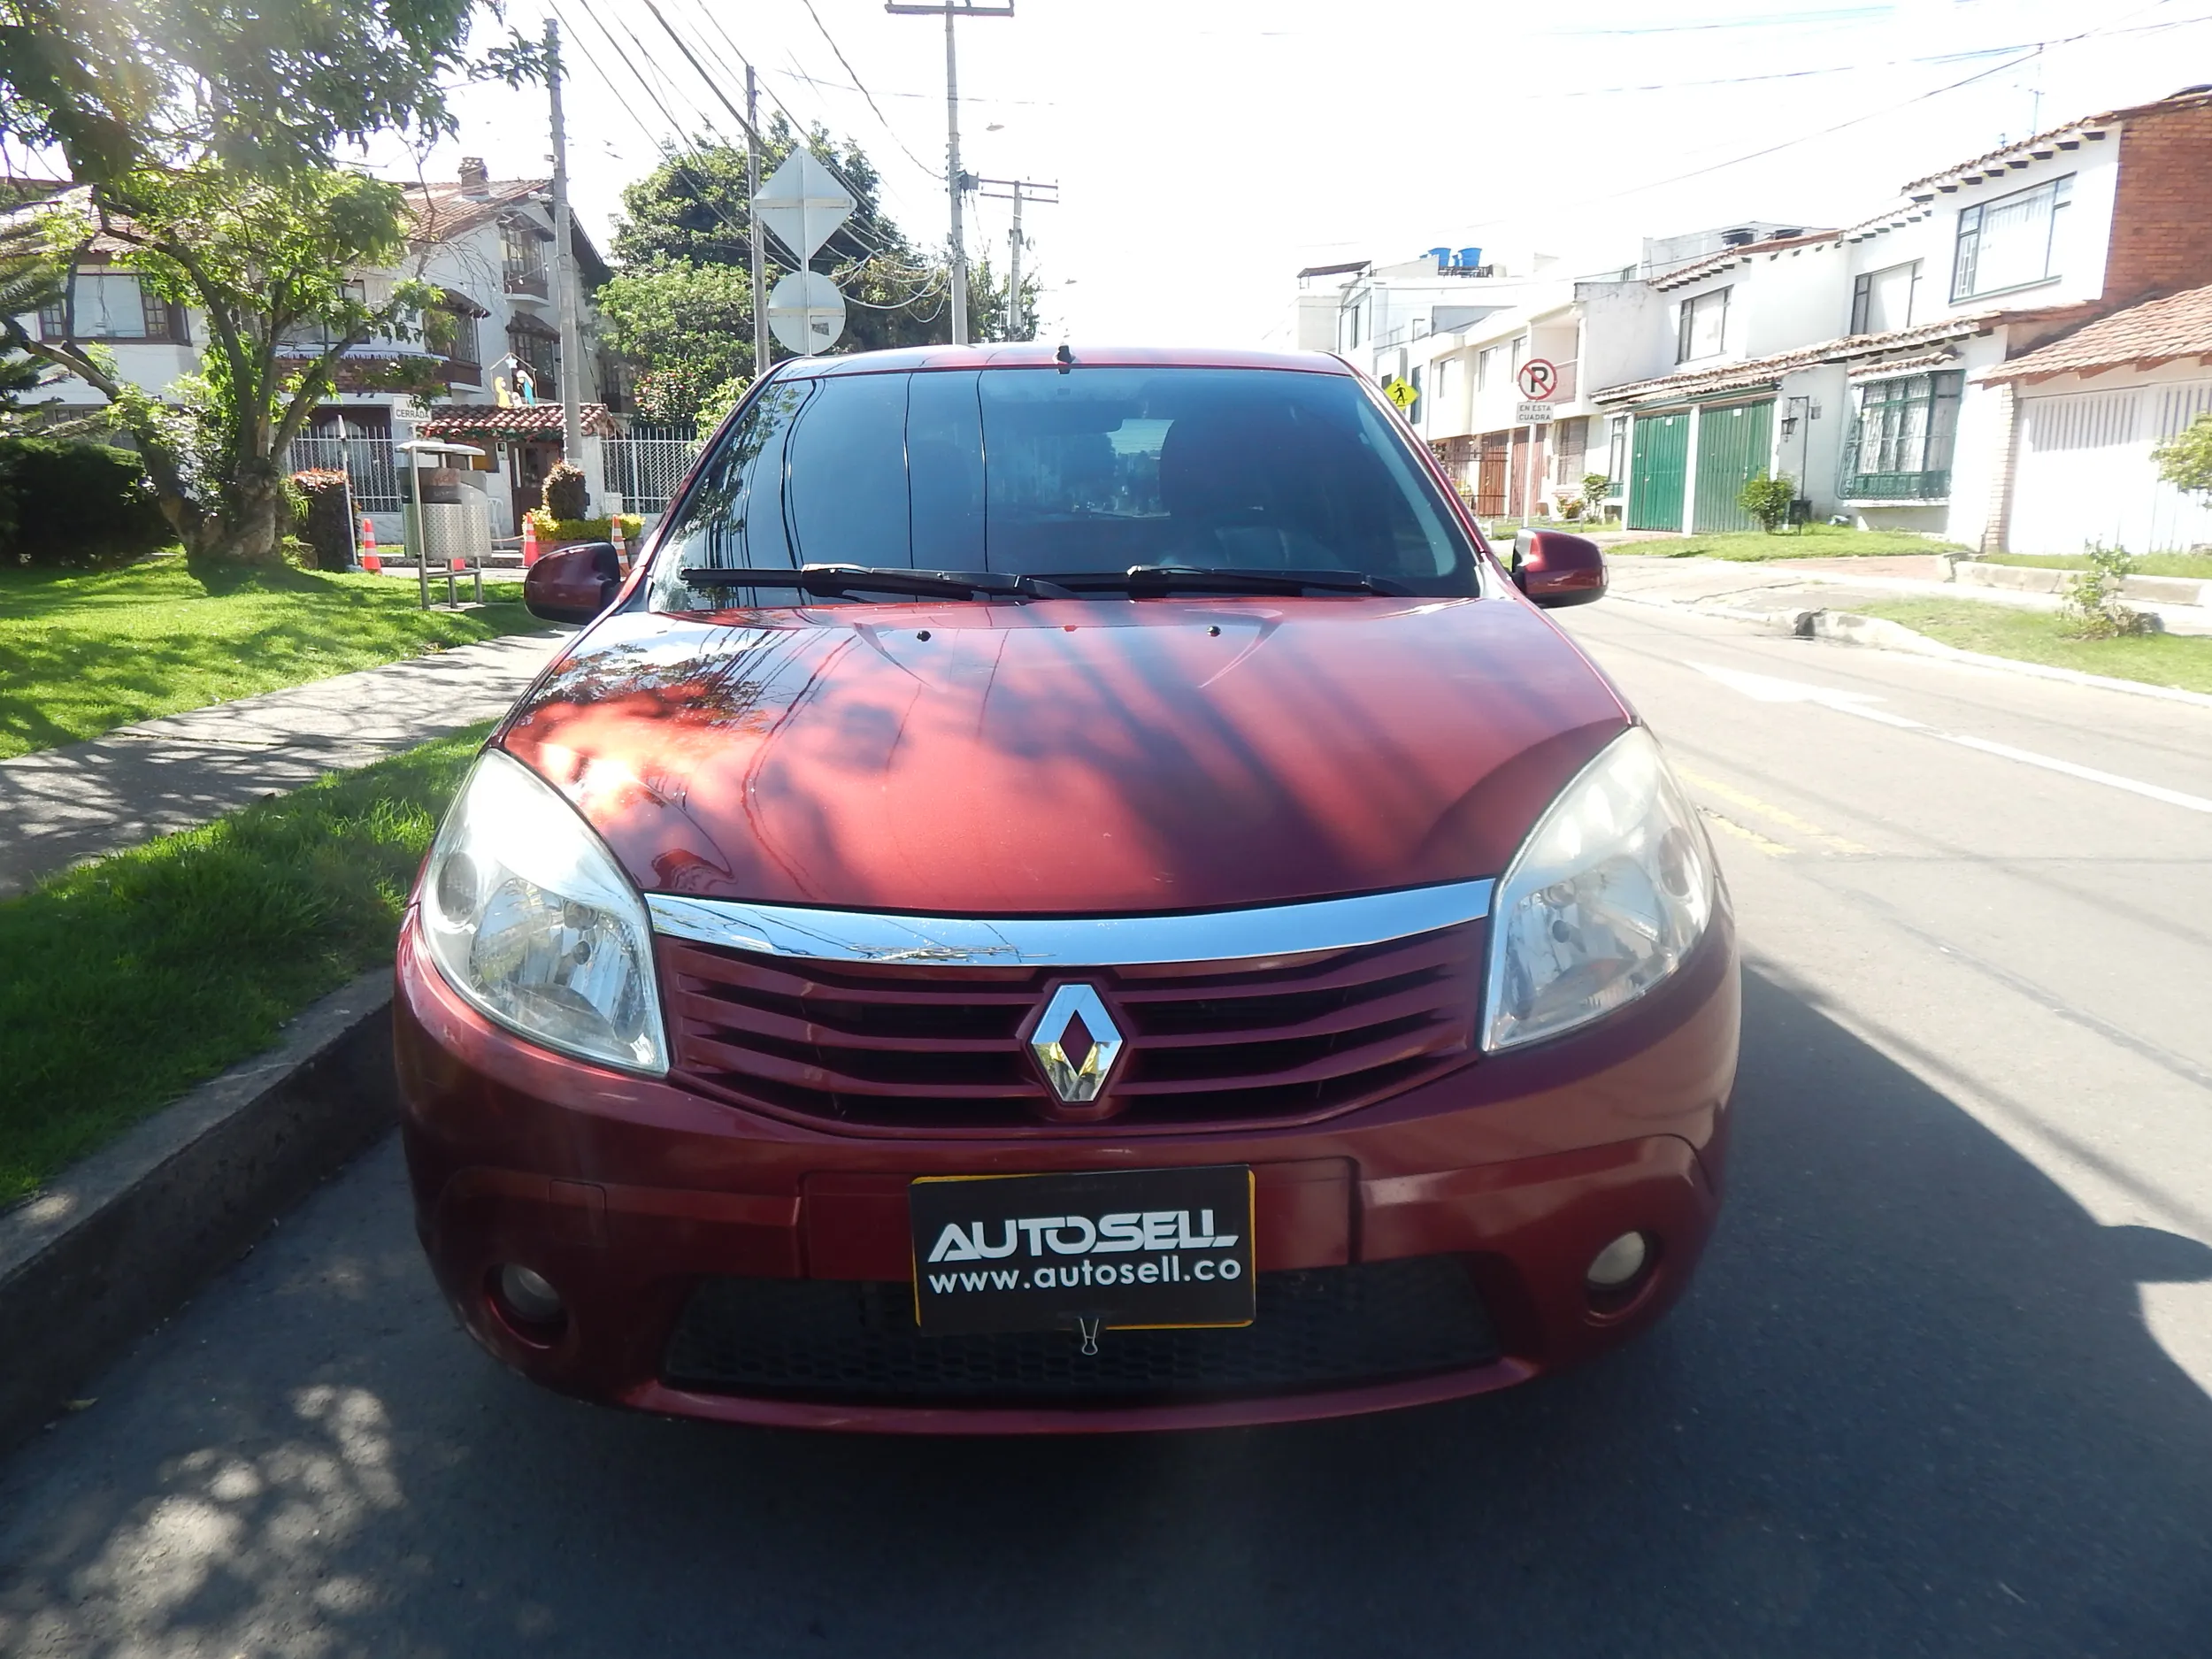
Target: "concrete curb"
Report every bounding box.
[0,972,397,1455]
[1611,590,2212,711]
[1799,610,2212,710]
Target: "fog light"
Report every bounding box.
[497,1263,565,1325]
[1586,1232,1649,1290]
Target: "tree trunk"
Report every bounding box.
[186,463,289,570]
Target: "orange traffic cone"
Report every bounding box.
[522,513,539,568]
[611,512,627,573]
[359,516,380,574]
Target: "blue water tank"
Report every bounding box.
[1428,246,1452,269]
[1457,247,1483,269]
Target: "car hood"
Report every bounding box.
[499,596,1630,915]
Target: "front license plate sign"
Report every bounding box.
[910,1165,1256,1336]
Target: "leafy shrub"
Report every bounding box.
[2152,411,2212,497]
[541,461,589,521]
[1738,472,1796,534]
[0,438,173,566]
[526,509,644,544]
[2058,541,2154,639]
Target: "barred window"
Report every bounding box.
[1838,371,1962,499]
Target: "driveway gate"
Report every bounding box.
[1628,411,1689,531]
[1691,399,1775,534]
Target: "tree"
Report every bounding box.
[2152,411,2212,499]
[0,0,528,184]
[596,260,754,422]
[3,165,442,565]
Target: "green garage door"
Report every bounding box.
[1627,411,1689,531]
[1692,399,1776,534]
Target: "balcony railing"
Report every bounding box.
[1837,469,1950,502]
[503,265,549,299]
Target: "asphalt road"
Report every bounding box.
[4,600,2210,1658]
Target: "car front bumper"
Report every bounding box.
[394,906,1738,1433]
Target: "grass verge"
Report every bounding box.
[1975,552,2212,580]
[1848,601,2212,695]
[1609,526,1967,561]
[0,552,537,759]
[0,726,488,1205]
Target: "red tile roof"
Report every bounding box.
[1647,230,1840,292]
[1593,315,2004,405]
[1896,88,2212,198]
[416,403,622,438]
[1979,282,2212,384]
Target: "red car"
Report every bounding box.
[395,345,1738,1433]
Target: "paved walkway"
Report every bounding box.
[1604,553,2212,637]
[0,631,570,898]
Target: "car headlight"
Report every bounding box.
[418,749,668,1074]
[1482,726,1716,1053]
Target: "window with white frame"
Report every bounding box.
[1433,357,1455,412]
[1850,261,1920,334]
[1677,287,1729,362]
[1606,415,1630,496]
[1952,175,2071,301]
[1477,345,1500,390]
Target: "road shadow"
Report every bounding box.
[3,968,2209,1656]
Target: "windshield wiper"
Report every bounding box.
[678,564,1074,600]
[1051,565,1416,597]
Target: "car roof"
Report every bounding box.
[777,344,1358,378]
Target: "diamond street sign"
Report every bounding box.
[755,149,855,263]
[767,269,847,355]
[1383,377,1418,411]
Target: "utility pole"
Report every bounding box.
[545,17,584,470]
[887,2,1013,346]
[748,64,770,381]
[975,177,1056,342]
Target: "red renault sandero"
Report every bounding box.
[394,344,1738,1432]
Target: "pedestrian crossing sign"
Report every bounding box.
[1383,377,1417,411]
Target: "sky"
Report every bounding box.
[355,0,2212,347]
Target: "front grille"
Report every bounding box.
[660,923,1479,1131]
[661,1258,1501,1406]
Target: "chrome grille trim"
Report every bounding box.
[646,880,1494,969]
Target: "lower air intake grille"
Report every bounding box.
[661,1257,1500,1405]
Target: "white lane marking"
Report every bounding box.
[1942,733,2212,815]
[1691,662,2212,817]
[1688,662,1927,728]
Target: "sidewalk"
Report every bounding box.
[0,630,569,898]
[1603,553,2212,637]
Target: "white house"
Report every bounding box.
[19,157,624,541]
[1977,280,2212,555]
[1590,85,2212,544]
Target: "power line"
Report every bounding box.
[792,0,944,180]
[1554,13,2212,96]
[1443,0,2193,236]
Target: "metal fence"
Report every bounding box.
[605,426,702,516]
[285,434,402,515]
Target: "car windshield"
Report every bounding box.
[645,365,1483,608]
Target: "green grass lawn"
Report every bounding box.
[0,553,539,759]
[1850,600,2212,695]
[1609,526,1967,561]
[1976,552,2212,580]
[0,726,488,1204]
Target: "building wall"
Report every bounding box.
[2103,96,2212,303]
[2001,359,2212,554]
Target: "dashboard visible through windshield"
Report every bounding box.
[647,365,1484,608]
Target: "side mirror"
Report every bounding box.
[524,541,623,623]
[1511,530,1607,609]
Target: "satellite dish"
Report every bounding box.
[767,270,847,355]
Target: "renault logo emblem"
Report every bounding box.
[1027,983,1125,1103]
